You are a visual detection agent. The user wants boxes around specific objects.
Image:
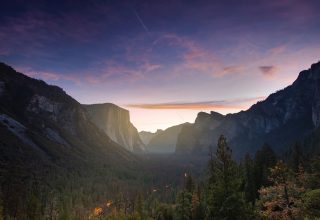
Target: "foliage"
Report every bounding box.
[154,203,174,220]
[176,191,192,220]
[205,135,257,220]
[1,133,320,220]
[243,154,256,205]
[258,161,305,219]
[254,144,277,194]
[302,189,320,218]
[307,156,320,189]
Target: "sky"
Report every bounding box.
[1,0,320,132]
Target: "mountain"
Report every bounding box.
[83,103,145,152]
[176,61,320,159]
[145,123,187,153]
[0,62,136,173]
[139,130,163,145]
[0,62,180,219]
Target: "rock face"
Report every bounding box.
[0,62,135,170]
[176,61,320,159]
[144,124,187,153]
[139,130,163,145]
[83,103,145,152]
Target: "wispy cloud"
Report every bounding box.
[259,65,278,79]
[84,59,162,84]
[126,96,266,110]
[215,65,243,77]
[154,33,241,78]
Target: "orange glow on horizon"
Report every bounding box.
[124,96,266,132]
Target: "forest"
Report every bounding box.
[1,135,319,220]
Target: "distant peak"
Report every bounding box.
[210,111,224,117]
[197,111,210,117]
[311,60,320,70]
[197,111,224,119]
[295,60,320,84]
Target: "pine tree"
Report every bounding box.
[185,175,194,194]
[206,135,256,220]
[135,193,144,219]
[253,143,277,196]
[191,192,200,220]
[176,191,192,220]
[243,154,256,205]
[289,142,304,173]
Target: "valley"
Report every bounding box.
[0,62,320,219]
[1,1,320,219]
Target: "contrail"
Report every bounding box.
[133,9,150,34]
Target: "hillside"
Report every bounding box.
[176,61,320,159]
[0,63,142,218]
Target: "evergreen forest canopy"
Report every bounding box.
[1,134,320,219]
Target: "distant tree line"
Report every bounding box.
[1,135,320,219]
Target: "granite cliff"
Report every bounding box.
[176,61,320,159]
[83,103,145,152]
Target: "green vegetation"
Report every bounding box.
[1,135,320,219]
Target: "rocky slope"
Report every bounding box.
[144,124,187,153]
[0,62,136,172]
[176,61,320,159]
[139,130,162,145]
[83,103,145,152]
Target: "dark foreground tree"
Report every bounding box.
[258,161,305,219]
[206,135,258,220]
[254,144,277,195]
[243,154,256,205]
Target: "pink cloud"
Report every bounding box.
[259,66,278,79]
[215,65,243,77]
[153,33,242,78]
[80,59,162,85]
[154,34,208,61]
[126,96,266,110]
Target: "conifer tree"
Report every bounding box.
[289,142,304,173]
[206,135,256,220]
[243,154,256,205]
[135,193,144,219]
[253,143,277,196]
[185,175,194,194]
[176,191,192,220]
